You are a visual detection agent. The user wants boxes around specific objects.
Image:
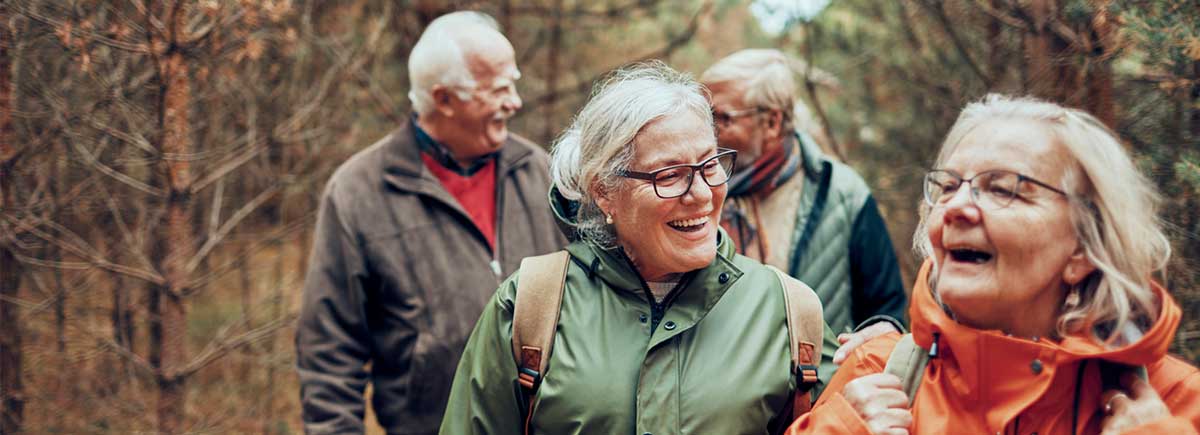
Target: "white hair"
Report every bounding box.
[550,61,714,246]
[407,11,500,115]
[700,48,799,131]
[914,94,1171,345]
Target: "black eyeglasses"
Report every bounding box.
[617,149,738,199]
[712,107,763,128]
[923,169,1067,210]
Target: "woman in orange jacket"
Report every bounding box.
[788,94,1200,435]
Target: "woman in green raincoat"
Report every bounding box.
[440,62,838,435]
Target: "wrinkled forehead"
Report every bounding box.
[944,118,1073,182]
[459,31,519,82]
[630,112,717,170]
[703,80,749,109]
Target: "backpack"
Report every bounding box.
[511,250,824,434]
[883,332,1149,432]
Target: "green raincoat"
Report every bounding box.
[440,226,839,435]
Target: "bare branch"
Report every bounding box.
[969,0,1028,29]
[189,143,267,193]
[524,0,713,111]
[70,141,165,197]
[13,2,151,53]
[170,315,293,381]
[186,211,314,291]
[917,0,993,87]
[185,183,283,274]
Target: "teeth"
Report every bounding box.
[668,216,708,227]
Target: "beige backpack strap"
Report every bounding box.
[770,266,823,418]
[883,333,929,407]
[511,250,570,432]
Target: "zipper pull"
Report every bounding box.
[489,260,502,277]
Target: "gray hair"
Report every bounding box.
[407,11,501,115]
[550,61,714,246]
[700,48,798,132]
[914,94,1171,345]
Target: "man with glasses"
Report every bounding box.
[700,49,907,344]
[296,11,566,434]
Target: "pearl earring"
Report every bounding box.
[605,214,613,224]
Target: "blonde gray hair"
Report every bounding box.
[550,61,714,246]
[914,94,1171,345]
[700,48,797,132]
[407,11,500,115]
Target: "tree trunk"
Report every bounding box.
[153,5,195,428]
[1083,1,1116,128]
[542,0,563,145]
[0,5,26,431]
[1023,0,1076,104]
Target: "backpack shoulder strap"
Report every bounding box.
[770,266,824,418]
[883,333,929,407]
[511,250,571,395]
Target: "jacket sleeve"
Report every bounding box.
[440,281,524,435]
[848,196,908,327]
[787,333,901,435]
[295,188,373,434]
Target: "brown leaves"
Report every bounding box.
[1184,37,1200,62]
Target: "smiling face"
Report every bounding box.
[437,30,523,163]
[596,110,726,281]
[927,118,1094,336]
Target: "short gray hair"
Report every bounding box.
[914,94,1171,345]
[550,61,714,246]
[407,11,500,115]
[700,48,797,131]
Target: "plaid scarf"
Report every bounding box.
[721,136,802,259]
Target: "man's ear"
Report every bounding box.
[431,85,456,117]
[1063,247,1097,286]
[762,109,785,140]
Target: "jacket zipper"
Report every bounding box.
[490,156,510,282]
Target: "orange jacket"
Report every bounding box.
[788,260,1200,435]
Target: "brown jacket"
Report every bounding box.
[296,120,567,434]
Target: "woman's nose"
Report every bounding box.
[941,183,981,224]
[681,171,713,203]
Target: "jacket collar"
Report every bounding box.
[908,259,1181,425]
[382,118,535,193]
[794,129,827,182]
[563,227,743,305]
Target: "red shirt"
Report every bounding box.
[421,153,497,252]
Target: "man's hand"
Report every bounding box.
[834,322,900,364]
[843,373,912,435]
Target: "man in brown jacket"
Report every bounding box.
[295,11,566,434]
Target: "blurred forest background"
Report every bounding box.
[0,0,1197,433]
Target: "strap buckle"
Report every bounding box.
[795,364,819,393]
[518,366,541,390]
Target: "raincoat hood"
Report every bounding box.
[910,259,1181,367]
[908,259,1184,431]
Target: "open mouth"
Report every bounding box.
[667,216,709,233]
[948,248,993,264]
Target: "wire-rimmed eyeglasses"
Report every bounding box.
[923,169,1067,209]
